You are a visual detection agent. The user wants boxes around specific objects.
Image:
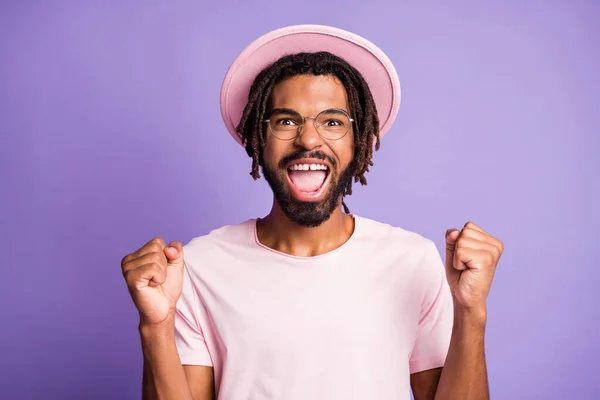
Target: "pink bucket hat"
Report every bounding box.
[219,24,401,146]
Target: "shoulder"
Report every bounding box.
[355,215,437,255]
[355,215,444,293]
[183,219,256,258]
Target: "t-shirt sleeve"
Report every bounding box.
[409,240,453,374]
[174,260,213,366]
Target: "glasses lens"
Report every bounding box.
[315,109,351,139]
[269,111,302,140]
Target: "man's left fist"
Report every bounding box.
[445,222,504,312]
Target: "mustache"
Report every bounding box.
[278,150,337,169]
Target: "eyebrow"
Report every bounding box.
[268,107,350,116]
[269,108,300,116]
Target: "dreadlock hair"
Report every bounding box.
[235,51,380,210]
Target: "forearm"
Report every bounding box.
[140,317,193,400]
[434,305,489,400]
[142,358,157,400]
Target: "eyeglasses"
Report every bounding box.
[263,108,354,141]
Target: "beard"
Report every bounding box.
[261,150,356,228]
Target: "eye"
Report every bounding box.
[274,117,299,126]
[323,118,343,127]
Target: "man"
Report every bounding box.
[121,25,504,400]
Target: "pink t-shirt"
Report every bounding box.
[174,215,453,399]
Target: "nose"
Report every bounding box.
[294,118,323,150]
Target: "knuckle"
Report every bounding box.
[146,243,160,253]
[151,262,163,271]
[461,229,474,239]
[151,237,165,247]
[150,252,163,263]
[152,242,166,253]
[150,263,166,281]
[139,238,163,254]
[123,269,134,284]
[149,263,165,276]
[493,245,502,258]
[497,239,504,253]
[120,254,131,269]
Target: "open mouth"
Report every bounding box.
[286,161,331,198]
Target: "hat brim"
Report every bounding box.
[219,24,401,146]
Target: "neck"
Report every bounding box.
[257,198,355,257]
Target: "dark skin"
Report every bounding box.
[256,74,356,257]
[130,74,482,400]
[411,368,443,400]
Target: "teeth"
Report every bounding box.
[289,163,328,171]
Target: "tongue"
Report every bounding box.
[288,170,326,193]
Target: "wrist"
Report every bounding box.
[139,314,176,339]
[453,303,488,328]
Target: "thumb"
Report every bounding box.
[164,241,184,267]
[445,228,462,271]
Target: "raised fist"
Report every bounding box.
[121,238,184,326]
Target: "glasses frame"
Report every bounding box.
[263,108,355,141]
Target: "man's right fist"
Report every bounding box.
[121,237,185,326]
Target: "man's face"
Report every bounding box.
[261,74,356,227]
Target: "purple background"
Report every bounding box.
[1,1,598,399]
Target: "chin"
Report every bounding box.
[261,158,354,227]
